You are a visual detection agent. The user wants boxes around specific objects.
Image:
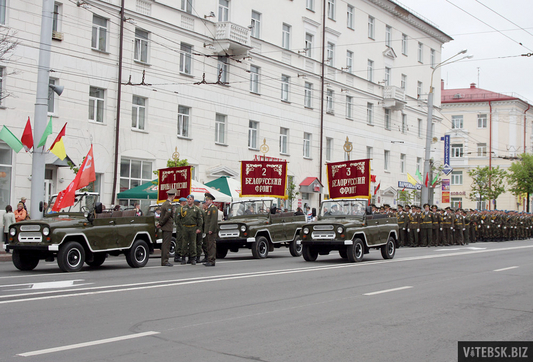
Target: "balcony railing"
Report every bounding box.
[214,22,251,56]
[382,86,406,110]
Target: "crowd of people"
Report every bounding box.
[3,198,30,247]
[373,203,532,247]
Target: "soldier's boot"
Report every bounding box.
[174,254,182,263]
[191,258,196,265]
[181,256,187,265]
[196,256,202,263]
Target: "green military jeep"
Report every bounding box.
[216,199,306,259]
[300,199,399,262]
[4,192,157,272]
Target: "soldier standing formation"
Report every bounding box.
[157,189,176,267]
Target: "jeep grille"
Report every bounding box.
[311,231,336,239]
[219,224,238,230]
[313,225,334,231]
[18,232,43,242]
[219,228,240,238]
[20,225,41,232]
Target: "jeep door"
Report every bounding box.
[364,214,381,245]
[269,213,285,242]
[86,215,119,249]
[283,213,305,241]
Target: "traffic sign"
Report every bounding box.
[443,164,453,175]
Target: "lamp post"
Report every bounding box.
[421,49,472,205]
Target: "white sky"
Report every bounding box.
[395,0,533,103]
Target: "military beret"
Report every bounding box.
[179,197,187,202]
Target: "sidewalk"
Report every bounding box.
[0,242,11,262]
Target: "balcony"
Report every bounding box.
[214,22,252,56]
[382,86,406,110]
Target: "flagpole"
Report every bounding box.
[30,0,54,220]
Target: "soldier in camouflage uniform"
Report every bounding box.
[176,194,203,265]
[442,207,454,246]
[397,205,408,247]
[431,205,440,247]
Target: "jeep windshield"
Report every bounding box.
[228,200,272,219]
[46,193,99,215]
[321,199,366,217]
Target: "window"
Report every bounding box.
[384,150,390,171]
[303,132,311,158]
[346,96,353,119]
[384,67,391,86]
[401,114,407,134]
[218,0,229,21]
[478,114,487,128]
[180,0,192,13]
[88,87,104,123]
[134,28,149,63]
[430,48,435,68]
[477,143,487,156]
[385,25,392,47]
[402,33,408,55]
[327,0,335,20]
[326,137,333,161]
[401,74,406,91]
[215,113,226,144]
[86,173,102,195]
[367,102,373,125]
[48,78,58,114]
[418,118,422,138]
[451,171,463,185]
[417,81,423,98]
[180,43,192,75]
[251,11,261,38]
[416,157,422,172]
[0,142,13,209]
[131,96,146,130]
[346,51,353,73]
[248,121,258,149]
[0,0,5,25]
[120,158,153,193]
[384,109,391,130]
[326,42,335,66]
[400,154,406,173]
[451,197,462,209]
[305,33,313,57]
[451,144,464,158]
[250,65,259,93]
[91,15,107,52]
[417,42,423,63]
[347,5,354,29]
[306,0,314,11]
[326,89,334,114]
[282,23,291,49]
[477,200,487,210]
[367,146,373,160]
[281,75,290,101]
[280,128,289,154]
[52,2,62,34]
[177,105,190,137]
[304,82,312,108]
[218,56,228,83]
[368,16,375,39]
[452,115,463,129]
[367,59,374,82]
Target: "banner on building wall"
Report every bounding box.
[157,166,192,203]
[441,179,450,203]
[326,159,371,199]
[240,160,288,199]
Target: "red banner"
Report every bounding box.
[157,166,191,203]
[326,159,371,199]
[240,161,288,199]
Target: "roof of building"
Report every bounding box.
[441,82,528,105]
[299,177,323,187]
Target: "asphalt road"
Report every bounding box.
[0,240,532,362]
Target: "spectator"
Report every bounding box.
[295,207,304,215]
[14,203,27,222]
[3,205,16,245]
[134,203,143,216]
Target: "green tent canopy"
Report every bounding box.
[117,180,157,200]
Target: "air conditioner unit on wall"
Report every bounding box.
[52,31,63,41]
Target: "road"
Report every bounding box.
[0,240,532,362]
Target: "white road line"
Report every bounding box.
[494,266,519,272]
[0,272,89,280]
[17,331,160,357]
[364,286,413,296]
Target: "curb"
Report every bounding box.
[0,251,12,262]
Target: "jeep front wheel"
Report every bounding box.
[302,245,318,261]
[58,241,86,272]
[12,250,39,271]
[347,238,364,263]
[381,237,396,259]
[169,237,176,258]
[289,235,303,257]
[251,236,269,259]
[126,239,149,268]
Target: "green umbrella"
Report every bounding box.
[117,180,157,199]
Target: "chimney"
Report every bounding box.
[470,83,476,89]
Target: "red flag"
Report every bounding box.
[374,182,381,195]
[49,123,66,151]
[21,117,33,151]
[77,145,96,189]
[425,173,429,187]
[51,179,77,212]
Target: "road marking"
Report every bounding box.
[17,331,160,357]
[435,247,486,252]
[364,286,413,296]
[0,272,89,280]
[494,266,519,272]
[1,244,532,305]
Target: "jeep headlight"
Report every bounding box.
[337,226,344,234]
[303,227,309,235]
[240,225,247,232]
[9,227,16,236]
[42,227,50,236]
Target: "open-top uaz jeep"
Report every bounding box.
[300,199,399,262]
[216,199,306,259]
[5,192,157,272]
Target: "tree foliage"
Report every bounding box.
[0,28,20,102]
[286,178,299,209]
[467,166,507,208]
[506,154,533,197]
[152,158,190,183]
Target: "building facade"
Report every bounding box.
[0,0,451,216]
[441,82,533,211]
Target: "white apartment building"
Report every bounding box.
[0,0,452,214]
[441,82,533,211]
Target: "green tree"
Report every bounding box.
[152,158,190,183]
[467,166,507,210]
[286,178,299,210]
[506,153,533,212]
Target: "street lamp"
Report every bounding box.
[421,49,473,205]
